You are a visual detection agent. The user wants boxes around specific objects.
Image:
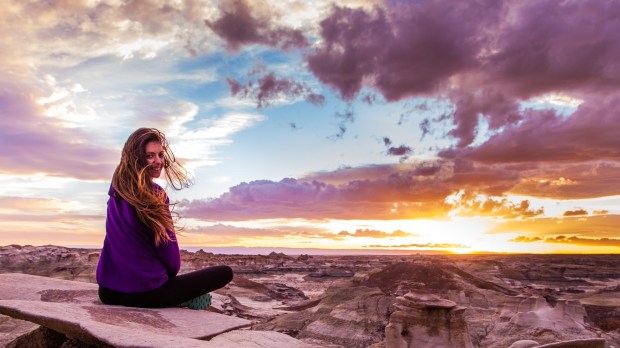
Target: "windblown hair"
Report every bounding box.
[112,128,192,245]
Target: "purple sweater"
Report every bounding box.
[96,184,181,293]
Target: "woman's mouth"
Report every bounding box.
[149,167,162,177]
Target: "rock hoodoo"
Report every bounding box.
[385,291,474,348]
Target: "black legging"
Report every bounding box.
[98,265,233,308]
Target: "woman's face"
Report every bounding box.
[145,141,164,179]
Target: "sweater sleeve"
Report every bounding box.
[155,186,181,277]
[156,229,181,277]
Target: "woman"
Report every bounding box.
[96,128,232,309]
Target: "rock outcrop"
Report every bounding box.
[481,295,602,347]
[385,291,474,348]
[257,285,395,347]
[0,314,39,347]
[535,338,606,348]
[0,273,316,347]
[497,295,587,330]
[0,245,99,283]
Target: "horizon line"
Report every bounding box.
[3,244,619,256]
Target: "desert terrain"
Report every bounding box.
[1,245,619,347]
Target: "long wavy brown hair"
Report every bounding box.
[111,128,192,245]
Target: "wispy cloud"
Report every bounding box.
[367,242,469,249]
[0,80,118,180]
[338,228,413,238]
[511,235,620,248]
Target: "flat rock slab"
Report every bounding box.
[208,330,321,347]
[0,300,251,340]
[0,273,255,347]
[0,273,98,302]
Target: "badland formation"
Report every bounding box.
[1,244,619,347]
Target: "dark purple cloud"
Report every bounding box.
[306,3,497,101]
[441,95,620,163]
[305,1,620,148]
[182,155,619,222]
[179,160,531,221]
[179,175,453,221]
[387,145,412,156]
[485,0,620,97]
[227,72,325,108]
[206,0,308,51]
[204,1,620,153]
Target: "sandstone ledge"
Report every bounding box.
[0,273,315,347]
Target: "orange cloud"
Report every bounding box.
[491,215,620,239]
[451,195,544,219]
[183,223,345,244]
[338,229,413,238]
[563,209,588,217]
[511,235,620,247]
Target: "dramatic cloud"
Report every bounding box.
[179,160,527,221]
[306,3,496,101]
[451,195,544,219]
[206,0,308,51]
[305,1,620,148]
[181,154,619,222]
[441,96,620,163]
[484,0,620,96]
[510,162,620,199]
[227,73,325,108]
[3,0,620,250]
[179,175,452,221]
[0,1,223,66]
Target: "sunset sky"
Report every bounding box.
[1,0,619,254]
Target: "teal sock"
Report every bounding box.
[180,293,212,310]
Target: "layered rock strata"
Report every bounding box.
[497,295,586,330]
[257,286,395,348]
[385,291,474,348]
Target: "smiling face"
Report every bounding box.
[145,141,164,179]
